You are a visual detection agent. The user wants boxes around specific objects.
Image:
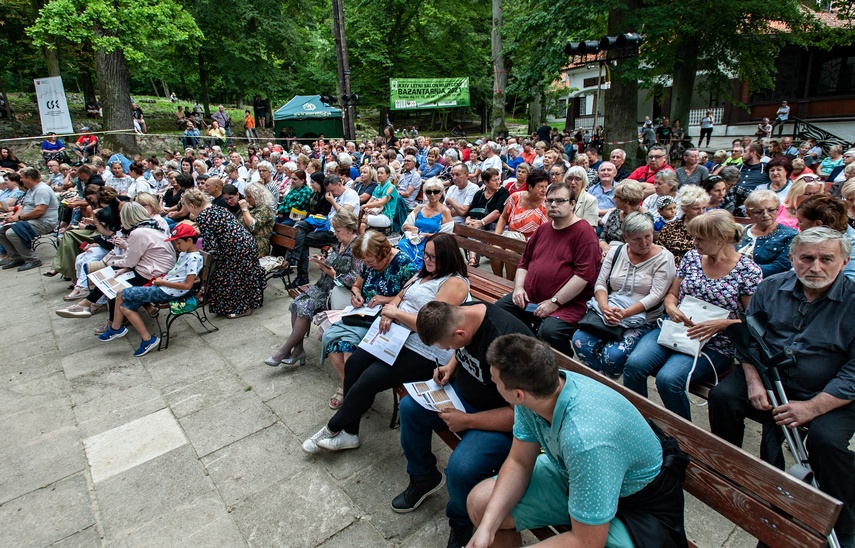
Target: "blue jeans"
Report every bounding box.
[622,328,732,420]
[572,323,654,377]
[399,380,512,528]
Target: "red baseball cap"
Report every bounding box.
[165,223,198,241]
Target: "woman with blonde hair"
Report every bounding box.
[398,177,452,269]
[239,182,275,257]
[599,181,651,252]
[778,173,824,229]
[623,209,761,420]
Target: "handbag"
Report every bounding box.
[326,284,352,310]
[656,295,729,356]
[468,207,488,220]
[657,295,730,404]
[579,245,627,342]
[578,309,625,341]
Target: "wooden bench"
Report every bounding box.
[451,223,525,302]
[151,250,219,350]
[265,222,297,290]
[418,349,841,547]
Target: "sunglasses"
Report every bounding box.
[800,175,822,183]
[424,189,442,195]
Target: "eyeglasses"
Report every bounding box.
[424,189,442,195]
[546,198,570,204]
[793,300,810,331]
[423,252,436,261]
[648,154,666,160]
[565,175,583,181]
[747,207,778,216]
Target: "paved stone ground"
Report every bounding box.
[1,244,768,548]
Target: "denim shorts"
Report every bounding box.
[120,285,181,311]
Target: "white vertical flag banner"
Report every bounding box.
[34,76,74,134]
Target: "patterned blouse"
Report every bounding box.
[359,250,417,302]
[241,204,274,257]
[674,250,761,356]
[659,217,694,267]
[503,192,548,238]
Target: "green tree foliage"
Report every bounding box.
[342,0,493,112]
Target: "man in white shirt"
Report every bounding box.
[771,101,790,136]
[291,175,359,286]
[228,151,249,179]
[480,142,503,174]
[398,156,422,209]
[445,163,480,223]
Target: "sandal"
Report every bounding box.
[43,270,59,277]
[226,309,253,319]
[468,256,479,267]
[329,387,344,410]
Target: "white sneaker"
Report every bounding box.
[317,431,360,452]
[302,426,335,454]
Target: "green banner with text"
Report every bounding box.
[389,78,470,110]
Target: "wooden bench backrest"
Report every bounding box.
[270,222,298,253]
[452,223,526,266]
[553,352,841,547]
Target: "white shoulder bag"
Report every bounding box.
[657,295,730,404]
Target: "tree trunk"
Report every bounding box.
[198,51,211,118]
[95,27,137,153]
[669,36,699,137]
[0,78,12,119]
[603,3,640,161]
[79,60,96,104]
[490,0,507,139]
[149,77,159,97]
[32,0,61,76]
[161,79,170,99]
[528,93,542,135]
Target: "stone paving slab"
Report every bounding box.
[0,247,768,547]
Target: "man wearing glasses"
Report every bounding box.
[494,182,601,355]
[626,144,675,196]
[709,227,855,547]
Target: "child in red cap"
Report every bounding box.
[99,223,204,356]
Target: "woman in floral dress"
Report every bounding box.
[264,209,361,367]
[181,188,264,318]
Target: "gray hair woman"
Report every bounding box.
[658,185,709,266]
[574,211,676,376]
[564,165,598,226]
[736,189,797,277]
[643,169,680,214]
[239,182,275,257]
[600,181,650,251]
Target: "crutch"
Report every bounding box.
[727,313,842,548]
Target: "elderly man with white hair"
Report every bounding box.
[480,141,503,174]
[710,226,855,546]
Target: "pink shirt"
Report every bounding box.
[112,227,176,280]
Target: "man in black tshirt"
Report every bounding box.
[391,301,533,548]
[536,122,551,144]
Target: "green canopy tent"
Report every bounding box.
[273,95,343,142]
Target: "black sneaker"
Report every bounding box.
[447,524,474,548]
[390,470,445,513]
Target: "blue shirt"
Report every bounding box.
[588,183,616,210]
[506,156,524,175]
[513,371,662,525]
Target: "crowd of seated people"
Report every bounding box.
[2,127,854,548]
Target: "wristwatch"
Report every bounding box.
[550,296,560,305]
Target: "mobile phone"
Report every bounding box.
[524,303,538,313]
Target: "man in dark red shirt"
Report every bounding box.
[494,182,601,355]
[626,144,675,196]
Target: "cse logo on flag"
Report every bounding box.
[45,100,63,110]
